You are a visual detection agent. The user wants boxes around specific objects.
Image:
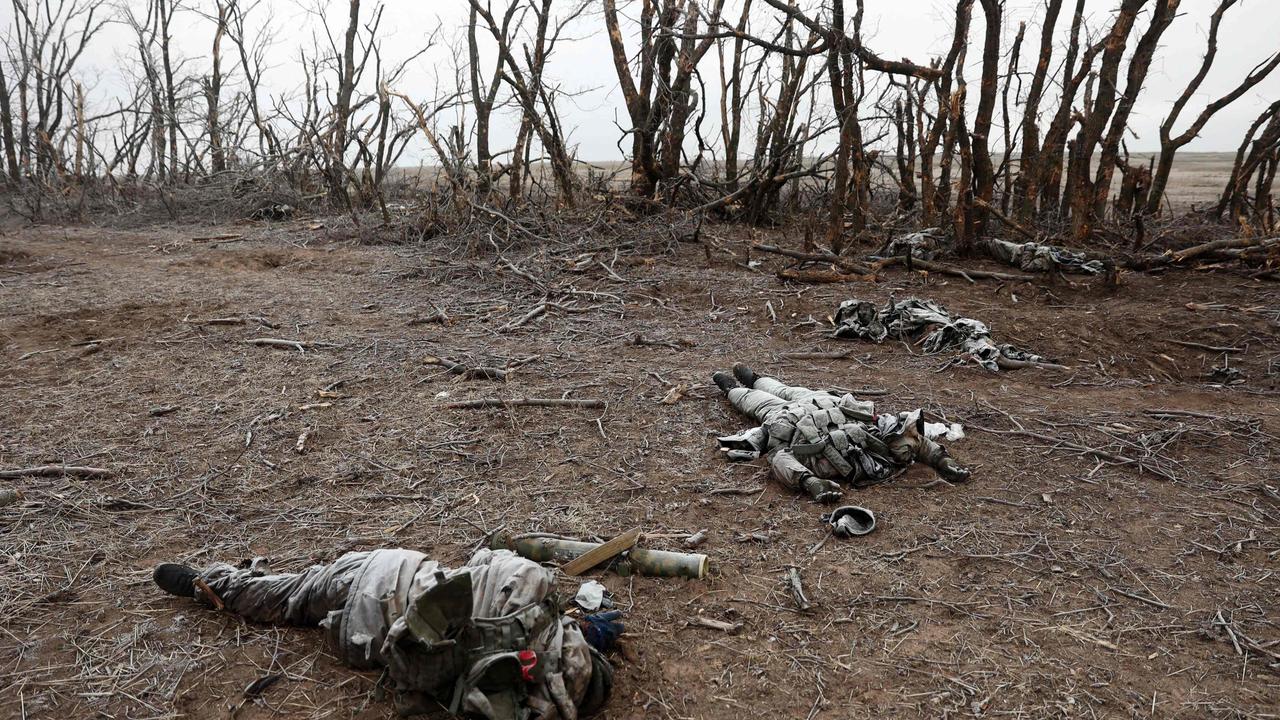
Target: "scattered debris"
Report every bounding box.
[444,397,605,410]
[683,530,708,549]
[559,528,641,576]
[0,465,113,479]
[785,567,812,611]
[659,383,687,404]
[831,297,1067,372]
[1207,365,1246,385]
[631,333,695,350]
[242,673,284,699]
[423,354,510,381]
[688,615,742,634]
[924,422,966,442]
[574,580,608,611]
[244,338,341,352]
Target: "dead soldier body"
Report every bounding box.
[712,364,970,501]
[151,548,620,719]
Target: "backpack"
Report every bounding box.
[382,568,561,720]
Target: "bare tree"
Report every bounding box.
[1146,0,1280,215]
[603,0,725,199]
[204,1,228,173]
[471,0,587,206]
[1063,0,1144,240]
[6,0,106,181]
[466,1,517,193]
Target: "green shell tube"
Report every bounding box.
[490,533,709,580]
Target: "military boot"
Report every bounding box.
[732,363,759,388]
[712,371,738,394]
[802,476,844,503]
[153,563,198,597]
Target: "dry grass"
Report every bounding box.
[1,210,1278,719]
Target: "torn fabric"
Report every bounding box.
[832,297,1050,372]
[978,237,1106,275]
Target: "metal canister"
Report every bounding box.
[491,532,709,580]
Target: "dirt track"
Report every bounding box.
[2,220,1278,719]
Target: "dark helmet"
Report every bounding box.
[824,505,876,537]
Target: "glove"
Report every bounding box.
[579,610,624,653]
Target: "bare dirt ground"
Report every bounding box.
[2,217,1278,719]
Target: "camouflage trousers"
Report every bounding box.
[198,551,372,626]
[725,375,829,421]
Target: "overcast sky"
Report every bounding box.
[13,0,1280,162]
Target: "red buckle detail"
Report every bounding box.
[518,650,538,682]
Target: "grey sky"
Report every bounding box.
[16,0,1280,163]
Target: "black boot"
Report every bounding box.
[732,363,759,388]
[712,371,738,394]
[153,563,198,597]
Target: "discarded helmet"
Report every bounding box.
[823,505,876,537]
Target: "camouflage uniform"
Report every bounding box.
[716,372,967,501]
[978,236,1105,274]
[193,548,600,719]
[832,297,1050,372]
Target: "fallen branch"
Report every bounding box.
[498,302,593,333]
[193,577,225,610]
[706,486,764,496]
[777,267,872,284]
[182,315,244,325]
[1167,339,1243,353]
[632,334,695,350]
[0,465,113,479]
[687,616,742,634]
[752,243,876,275]
[423,355,508,381]
[407,311,450,326]
[244,338,340,352]
[444,398,606,410]
[994,355,1071,372]
[1172,235,1278,263]
[874,255,1036,282]
[973,198,1039,242]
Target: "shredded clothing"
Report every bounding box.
[196,548,595,720]
[831,297,1049,372]
[978,236,1106,275]
[716,373,963,501]
[879,228,950,260]
[875,231,1103,276]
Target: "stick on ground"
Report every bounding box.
[444,398,605,409]
[0,465,114,479]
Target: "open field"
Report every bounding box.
[1,215,1278,719]
[392,152,1240,215]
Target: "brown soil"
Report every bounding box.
[1,219,1278,719]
